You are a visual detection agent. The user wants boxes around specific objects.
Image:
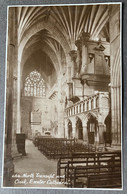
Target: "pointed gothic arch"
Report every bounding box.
[76,117,83,140]
[87,114,98,144]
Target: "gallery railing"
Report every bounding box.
[65,92,109,117]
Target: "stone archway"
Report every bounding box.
[104,112,111,133]
[76,117,83,140]
[104,112,112,145]
[87,115,98,145]
[18,20,70,68]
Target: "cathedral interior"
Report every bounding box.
[3,4,122,188]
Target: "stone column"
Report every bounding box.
[57,106,65,137]
[93,97,96,109]
[72,119,76,139]
[64,119,68,138]
[83,124,88,143]
[57,75,65,138]
[89,99,91,110]
[80,32,90,74]
[66,55,72,82]
[67,82,73,100]
[109,5,121,145]
[3,7,16,186]
[75,39,82,77]
[84,101,87,111]
[11,76,18,156]
[57,102,64,138]
[69,50,77,78]
[17,58,21,133]
[98,122,105,144]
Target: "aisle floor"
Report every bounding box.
[13,140,66,188]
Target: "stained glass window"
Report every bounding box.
[24,70,46,97]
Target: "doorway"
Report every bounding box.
[87,115,98,144]
[104,113,112,145]
[76,118,83,140]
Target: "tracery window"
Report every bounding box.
[24,70,46,97]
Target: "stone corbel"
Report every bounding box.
[94,40,105,51]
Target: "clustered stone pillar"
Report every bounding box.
[69,50,77,78]
[11,76,18,156]
[67,55,72,82]
[98,122,105,144]
[17,58,21,133]
[3,7,16,187]
[109,5,121,145]
[64,119,68,138]
[57,76,65,138]
[72,120,76,139]
[80,32,90,74]
[57,102,65,138]
[82,124,88,143]
[75,39,82,77]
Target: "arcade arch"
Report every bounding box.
[76,117,83,140]
[87,115,98,145]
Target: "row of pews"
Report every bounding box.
[57,151,121,188]
[33,136,122,188]
[33,136,93,159]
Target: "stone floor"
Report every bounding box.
[13,140,66,188]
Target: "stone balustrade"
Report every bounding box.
[65,92,109,117]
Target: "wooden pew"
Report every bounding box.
[57,152,96,180]
[64,151,121,188]
[70,160,121,188]
[34,136,76,159]
[87,172,122,188]
[57,150,121,180]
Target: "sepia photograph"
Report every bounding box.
[2,3,122,189]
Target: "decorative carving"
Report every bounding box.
[33,106,40,112]
[95,41,105,51]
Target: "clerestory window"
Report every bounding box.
[24,70,46,97]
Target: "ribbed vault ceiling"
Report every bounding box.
[18,5,110,88]
[22,29,66,76]
[18,5,110,45]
